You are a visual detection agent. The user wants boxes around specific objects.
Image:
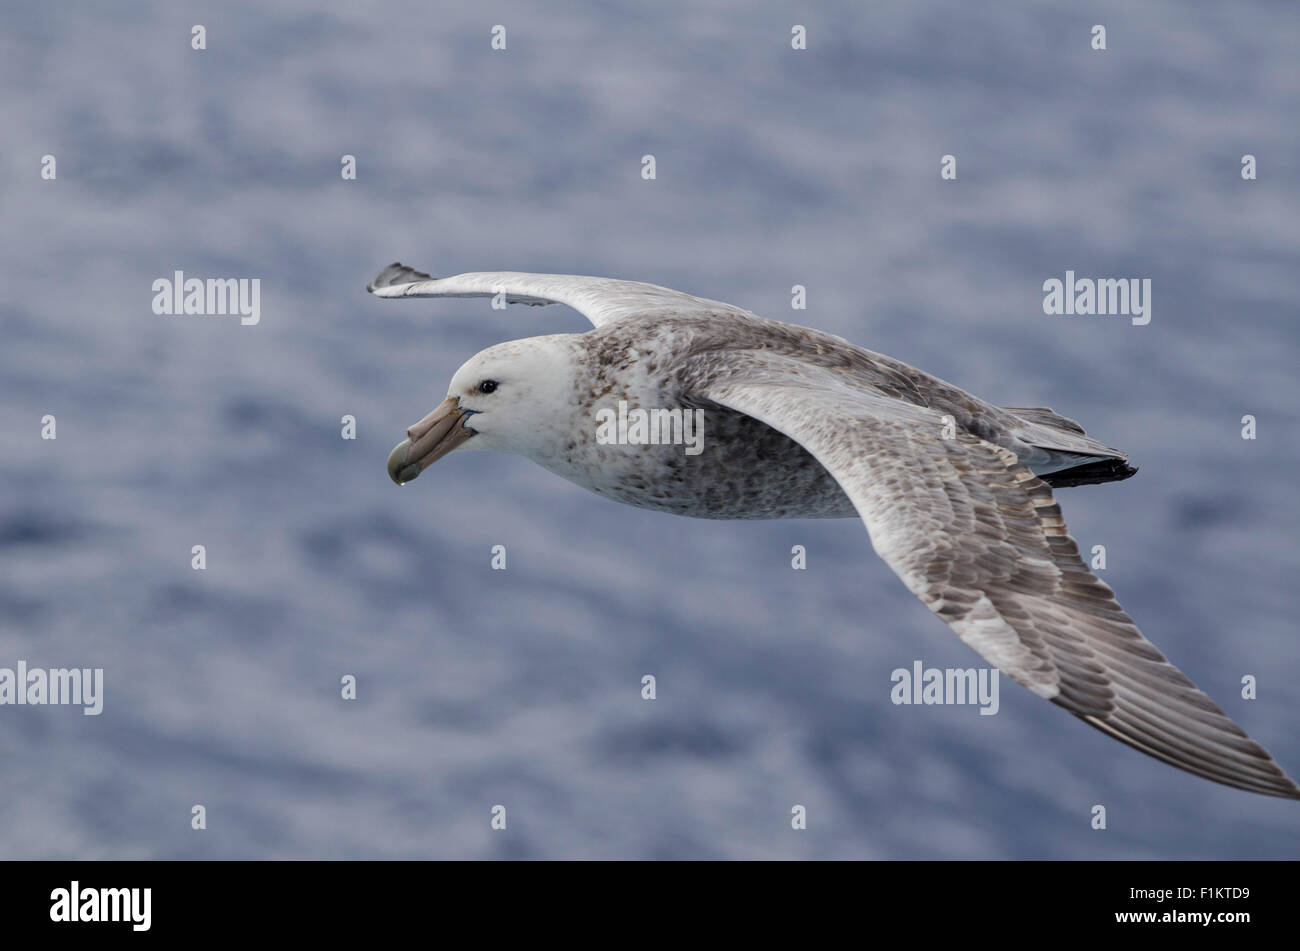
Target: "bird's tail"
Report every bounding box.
[1002,405,1138,488]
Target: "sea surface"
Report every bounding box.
[1,1,1297,858]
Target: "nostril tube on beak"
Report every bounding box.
[387,397,473,486]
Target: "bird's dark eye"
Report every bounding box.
[477,379,499,395]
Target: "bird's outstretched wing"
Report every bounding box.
[683,347,1299,798]
[368,263,754,329]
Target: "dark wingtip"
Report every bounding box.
[368,262,433,295]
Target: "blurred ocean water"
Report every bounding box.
[1,1,1297,858]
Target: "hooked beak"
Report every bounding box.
[387,396,476,485]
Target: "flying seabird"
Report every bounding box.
[369,262,1300,800]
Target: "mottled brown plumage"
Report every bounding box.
[370,263,1299,799]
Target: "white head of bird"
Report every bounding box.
[387,335,583,484]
